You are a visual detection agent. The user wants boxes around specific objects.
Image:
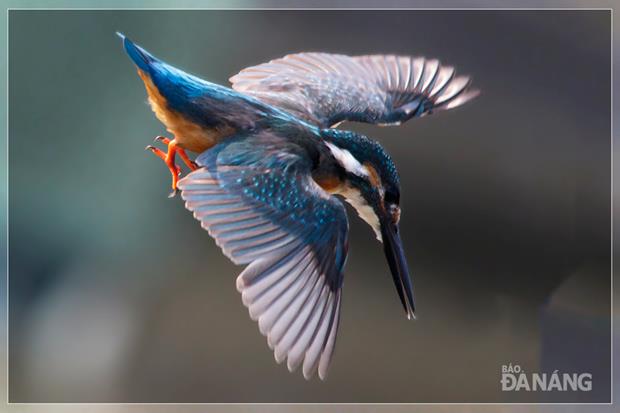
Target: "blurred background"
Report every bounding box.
[6,8,612,404]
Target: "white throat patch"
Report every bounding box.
[325,142,369,178]
[339,186,382,242]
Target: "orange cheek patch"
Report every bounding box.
[364,163,381,189]
[315,175,343,193]
[364,163,389,213]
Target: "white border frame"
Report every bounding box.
[3,5,614,408]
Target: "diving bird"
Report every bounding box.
[119,33,479,380]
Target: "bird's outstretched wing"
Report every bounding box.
[230,53,479,128]
[178,131,348,380]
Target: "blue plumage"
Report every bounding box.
[120,33,300,134]
[117,32,153,72]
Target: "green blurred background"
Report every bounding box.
[6,9,612,403]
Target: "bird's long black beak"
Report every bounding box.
[381,220,416,320]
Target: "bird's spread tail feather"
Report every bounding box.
[117,32,156,73]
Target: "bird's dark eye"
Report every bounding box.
[385,190,399,205]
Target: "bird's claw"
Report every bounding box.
[146,136,191,196]
[146,144,181,175]
[168,188,179,198]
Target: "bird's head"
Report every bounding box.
[320,129,415,319]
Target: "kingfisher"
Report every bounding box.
[119,33,479,380]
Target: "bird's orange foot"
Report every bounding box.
[153,136,199,172]
[146,136,198,198]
